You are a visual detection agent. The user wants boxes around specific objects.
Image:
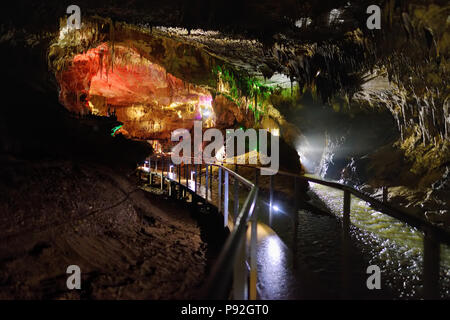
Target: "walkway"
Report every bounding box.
[139,158,450,299]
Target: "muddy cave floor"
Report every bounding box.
[0,157,220,299]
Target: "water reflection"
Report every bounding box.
[308,181,450,298]
[266,235,283,263]
[256,225,292,299]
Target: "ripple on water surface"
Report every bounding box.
[309,182,450,298]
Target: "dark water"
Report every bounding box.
[306,182,450,299]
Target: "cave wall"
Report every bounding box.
[55,41,214,140]
[1,0,449,213]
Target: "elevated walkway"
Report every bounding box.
[138,155,450,299]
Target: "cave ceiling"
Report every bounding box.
[1,0,449,143]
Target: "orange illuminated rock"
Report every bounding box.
[57,43,214,140]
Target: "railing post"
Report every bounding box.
[149,158,154,185]
[234,166,239,223]
[160,159,164,190]
[233,235,248,300]
[194,169,197,194]
[269,174,274,227]
[205,164,209,201]
[178,164,181,199]
[194,164,198,193]
[183,163,187,198]
[186,163,189,196]
[161,158,165,176]
[293,177,299,269]
[342,189,351,299]
[186,163,189,186]
[209,165,213,194]
[198,164,202,190]
[423,229,440,299]
[382,186,388,203]
[218,167,222,214]
[167,158,170,180]
[148,158,152,185]
[224,170,229,228]
[249,201,258,300]
[343,189,351,232]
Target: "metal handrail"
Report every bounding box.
[214,161,450,243]
[259,167,450,246]
[203,186,258,299]
[141,154,450,299]
[142,154,259,300]
[252,166,450,299]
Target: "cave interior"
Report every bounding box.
[0,0,449,300]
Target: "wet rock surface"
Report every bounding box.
[423,167,450,227]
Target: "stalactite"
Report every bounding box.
[444,99,450,140]
[109,19,115,73]
[105,52,109,81]
[290,77,293,96]
[99,48,104,78]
